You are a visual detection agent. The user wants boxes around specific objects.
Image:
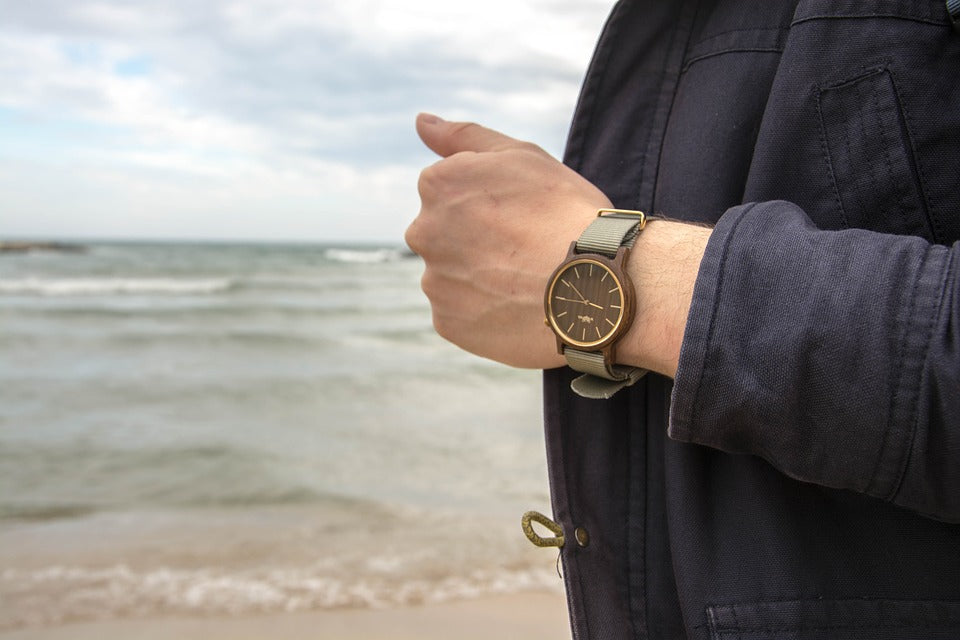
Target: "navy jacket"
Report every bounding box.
[544,1,960,638]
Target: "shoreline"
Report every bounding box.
[0,592,570,640]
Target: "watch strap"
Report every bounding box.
[564,348,648,399]
[575,213,645,257]
[948,0,960,34]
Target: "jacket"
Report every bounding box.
[544,1,960,638]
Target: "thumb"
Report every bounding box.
[416,112,527,157]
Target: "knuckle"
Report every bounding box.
[515,140,544,155]
[418,157,463,198]
[403,219,421,255]
[419,269,438,297]
[417,165,437,197]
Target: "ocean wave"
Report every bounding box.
[323,248,410,264]
[0,563,561,628]
[0,277,235,296]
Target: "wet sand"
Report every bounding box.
[0,592,570,640]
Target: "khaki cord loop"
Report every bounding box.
[521,510,565,548]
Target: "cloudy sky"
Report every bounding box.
[0,0,614,243]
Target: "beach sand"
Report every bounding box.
[0,592,570,640]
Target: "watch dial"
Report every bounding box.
[548,259,624,347]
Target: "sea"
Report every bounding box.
[0,242,558,629]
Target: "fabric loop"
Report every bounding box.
[521,510,565,548]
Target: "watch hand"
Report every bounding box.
[567,282,588,302]
[554,296,589,305]
[587,302,604,310]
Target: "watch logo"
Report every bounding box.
[577,315,594,324]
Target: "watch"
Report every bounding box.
[544,208,649,399]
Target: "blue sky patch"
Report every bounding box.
[114,55,153,76]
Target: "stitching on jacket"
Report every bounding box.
[853,82,874,219]
[622,365,635,636]
[867,248,921,497]
[553,381,578,640]
[681,48,784,74]
[815,88,847,227]
[724,623,960,633]
[564,0,627,174]
[730,604,743,640]
[886,65,941,243]
[791,14,947,28]
[556,372,592,640]
[858,81,883,220]
[690,26,789,48]
[870,79,900,224]
[632,8,683,210]
[889,246,951,504]
[713,596,960,607]
[709,597,960,633]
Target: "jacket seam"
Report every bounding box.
[689,26,789,48]
[632,13,680,210]
[565,0,629,175]
[681,48,784,74]
[815,85,848,228]
[791,14,948,28]
[638,0,701,212]
[886,65,941,243]
[889,246,954,503]
[866,246,923,497]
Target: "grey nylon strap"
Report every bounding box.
[564,348,648,399]
[570,366,648,400]
[564,348,612,377]
[563,211,648,399]
[575,215,643,257]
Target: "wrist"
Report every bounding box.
[617,219,711,378]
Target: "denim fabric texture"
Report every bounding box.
[546,0,960,638]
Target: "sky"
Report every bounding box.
[0,0,615,243]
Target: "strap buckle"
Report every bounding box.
[597,207,647,227]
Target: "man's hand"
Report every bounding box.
[405,113,611,369]
[405,113,711,377]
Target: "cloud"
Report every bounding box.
[0,0,614,242]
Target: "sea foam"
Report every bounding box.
[0,277,234,296]
[0,563,561,628]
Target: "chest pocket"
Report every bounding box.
[817,66,936,241]
[707,599,960,639]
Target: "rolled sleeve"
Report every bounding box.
[669,201,960,521]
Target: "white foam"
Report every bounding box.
[0,563,562,628]
[0,277,234,296]
[324,248,406,264]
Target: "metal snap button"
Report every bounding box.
[575,526,589,547]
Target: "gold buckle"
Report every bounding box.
[596,208,647,230]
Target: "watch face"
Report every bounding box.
[545,257,628,349]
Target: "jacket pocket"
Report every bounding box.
[817,66,936,240]
[707,598,960,639]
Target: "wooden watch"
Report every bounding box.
[544,209,649,399]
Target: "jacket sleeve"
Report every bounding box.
[668,200,960,523]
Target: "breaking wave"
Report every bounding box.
[0,277,235,296]
[323,248,409,264]
[0,563,561,628]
